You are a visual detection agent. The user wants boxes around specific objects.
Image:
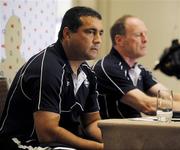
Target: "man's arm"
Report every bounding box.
[121,83,180,114]
[148,83,180,111]
[121,89,157,115]
[33,111,103,150]
[81,111,102,143]
[147,83,168,96]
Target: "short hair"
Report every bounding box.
[58,6,102,41]
[110,15,134,45]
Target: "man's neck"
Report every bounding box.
[62,41,84,74]
[114,46,137,67]
[122,55,137,68]
[69,60,83,75]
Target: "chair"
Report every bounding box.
[0,77,8,119]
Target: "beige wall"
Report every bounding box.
[74,0,180,92]
[1,0,179,91]
[0,0,57,85]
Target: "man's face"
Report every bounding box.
[122,17,148,59]
[66,16,103,60]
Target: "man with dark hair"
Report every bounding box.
[0,6,104,150]
[94,15,180,119]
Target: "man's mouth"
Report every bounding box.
[91,46,100,51]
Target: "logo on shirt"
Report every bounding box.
[66,81,70,86]
[139,75,142,81]
[84,79,89,88]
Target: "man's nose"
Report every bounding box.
[142,33,148,43]
[93,33,102,43]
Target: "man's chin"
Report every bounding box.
[87,56,97,60]
[85,54,97,60]
[88,52,98,60]
[140,50,147,57]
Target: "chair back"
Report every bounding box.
[0,77,8,118]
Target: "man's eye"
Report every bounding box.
[134,33,141,37]
[99,31,104,36]
[85,30,95,35]
[134,32,147,37]
[84,29,103,37]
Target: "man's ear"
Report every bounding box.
[63,27,71,39]
[115,34,124,46]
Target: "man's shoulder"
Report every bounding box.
[94,53,118,68]
[137,64,153,73]
[24,45,67,77]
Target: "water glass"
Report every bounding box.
[156,90,173,122]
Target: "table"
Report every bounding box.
[98,118,180,150]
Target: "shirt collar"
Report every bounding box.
[54,39,74,74]
[110,47,131,69]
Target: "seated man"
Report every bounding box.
[93,15,180,119]
[0,6,104,150]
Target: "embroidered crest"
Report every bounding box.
[84,79,89,88]
[66,80,70,86]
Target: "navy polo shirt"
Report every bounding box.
[0,40,99,142]
[94,47,157,118]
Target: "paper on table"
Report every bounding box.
[53,147,76,150]
[129,117,180,122]
[129,117,157,122]
[171,118,180,122]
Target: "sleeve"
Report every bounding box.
[94,59,136,99]
[23,54,63,114]
[37,67,63,113]
[140,66,158,91]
